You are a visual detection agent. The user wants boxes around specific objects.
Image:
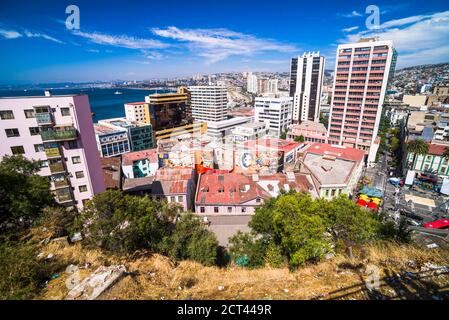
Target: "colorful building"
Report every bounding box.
[0,92,105,209]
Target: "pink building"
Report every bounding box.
[327,38,397,164]
[287,120,327,143]
[0,91,105,210]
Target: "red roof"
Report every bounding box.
[122,149,158,166]
[306,143,365,163]
[428,143,447,156]
[195,172,315,205]
[243,138,302,153]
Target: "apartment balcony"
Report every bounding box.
[51,177,70,190]
[49,162,65,174]
[53,188,73,204]
[44,146,61,158]
[36,112,54,125]
[41,127,77,142]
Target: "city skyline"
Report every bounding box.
[0,0,449,84]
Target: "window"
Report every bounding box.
[67,140,78,149]
[200,207,205,213]
[79,185,88,193]
[11,146,25,154]
[0,110,14,120]
[241,207,247,213]
[227,207,232,213]
[29,127,40,136]
[5,128,20,137]
[177,196,183,202]
[170,196,176,202]
[214,207,219,213]
[40,160,49,168]
[256,198,261,203]
[34,144,44,152]
[61,108,71,116]
[72,156,81,164]
[75,171,84,179]
[24,109,35,118]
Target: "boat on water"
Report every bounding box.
[114,90,123,95]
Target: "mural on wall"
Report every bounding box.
[234,147,283,174]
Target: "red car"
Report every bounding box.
[423,219,449,229]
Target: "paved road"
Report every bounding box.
[206,215,252,247]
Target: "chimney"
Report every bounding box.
[44,90,52,97]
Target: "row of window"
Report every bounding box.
[199,206,249,214]
[0,107,70,120]
[5,127,40,137]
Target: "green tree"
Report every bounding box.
[77,190,175,254]
[407,138,429,168]
[294,135,305,143]
[0,155,54,231]
[390,136,400,153]
[161,213,218,266]
[228,231,266,268]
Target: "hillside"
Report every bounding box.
[38,241,449,300]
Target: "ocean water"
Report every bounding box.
[0,87,170,121]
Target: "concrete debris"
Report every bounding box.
[65,265,126,300]
[406,259,416,268]
[70,232,83,243]
[217,285,225,291]
[420,262,449,275]
[427,243,438,249]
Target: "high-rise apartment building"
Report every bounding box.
[255,96,293,137]
[247,73,258,94]
[0,92,105,209]
[98,118,153,151]
[188,85,228,122]
[327,38,397,163]
[289,52,325,123]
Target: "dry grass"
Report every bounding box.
[38,241,449,300]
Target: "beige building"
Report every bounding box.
[403,95,428,108]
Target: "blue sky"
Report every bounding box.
[0,0,448,83]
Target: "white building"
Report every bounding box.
[255,96,293,137]
[206,117,251,141]
[267,79,279,95]
[247,73,258,94]
[289,52,325,123]
[231,122,268,144]
[188,85,228,122]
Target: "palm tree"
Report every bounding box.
[407,138,429,169]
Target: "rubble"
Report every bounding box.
[65,265,127,300]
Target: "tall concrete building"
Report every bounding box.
[289,52,325,123]
[327,38,397,164]
[188,85,228,122]
[255,96,293,137]
[0,92,105,209]
[247,73,258,94]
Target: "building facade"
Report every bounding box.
[254,96,293,137]
[247,73,258,94]
[94,124,130,158]
[289,52,325,123]
[0,92,105,209]
[98,118,153,152]
[189,85,228,122]
[327,38,397,164]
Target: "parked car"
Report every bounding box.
[423,219,449,229]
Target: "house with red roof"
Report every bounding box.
[195,171,318,216]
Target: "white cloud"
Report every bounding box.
[339,11,363,18]
[342,26,359,32]
[152,26,297,64]
[0,29,22,39]
[73,31,169,49]
[0,27,63,43]
[23,30,64,44]
[342,10,449,67]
